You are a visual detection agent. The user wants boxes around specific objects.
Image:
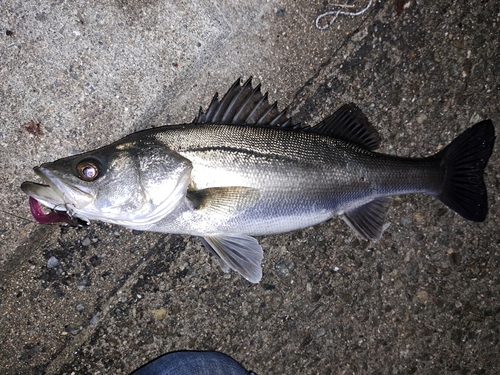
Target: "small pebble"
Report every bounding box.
[416,290,429,303]
[400,217,412,227]
[152,308,167,321]
[82,237,91,247]
[47,256,59,269]
[413,212,426,225]
[316,327,326,338]
[77,279,88,291]
[275,259,295,277]
[76,304,85,312]
[416,113,427,124]
[90,315,100,325]
[275,8,285,17]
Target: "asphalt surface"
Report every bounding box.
[1,1,499,374]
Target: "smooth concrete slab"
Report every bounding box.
[1,1,499,374]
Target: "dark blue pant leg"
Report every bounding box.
[132,351,252,375]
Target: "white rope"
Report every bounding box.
[315,0,374,30]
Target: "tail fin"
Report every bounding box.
[435,120,495,222]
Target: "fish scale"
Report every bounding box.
[149,123,442,200]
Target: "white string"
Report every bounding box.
[315,0,374,30]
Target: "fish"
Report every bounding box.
[21,78,495,283]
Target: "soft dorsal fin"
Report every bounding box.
[311,103,381,151]
[194,77,295,128]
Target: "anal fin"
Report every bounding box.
[341,197,391,240]
[200,234,263,283]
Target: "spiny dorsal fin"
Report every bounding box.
[194,79,380,150]
[194,77,295,128]
[311,103,381,151]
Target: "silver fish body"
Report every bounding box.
[21,78,495,282]
[143,123,441,236]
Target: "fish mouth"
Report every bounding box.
[26,196,77,225]
[21,166,94,225]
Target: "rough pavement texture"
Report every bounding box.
[1,0,499,374]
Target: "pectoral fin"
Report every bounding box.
[341,197,391,240]
[200,234,263,283]
[187,187,260,217]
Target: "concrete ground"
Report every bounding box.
[1,0,499,374]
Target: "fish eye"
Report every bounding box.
[76,160,101,181]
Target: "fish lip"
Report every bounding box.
[33,166,65,200]
[20,180,63,210]
[23,166,94,210]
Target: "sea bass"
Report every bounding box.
[21,78,495,283]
